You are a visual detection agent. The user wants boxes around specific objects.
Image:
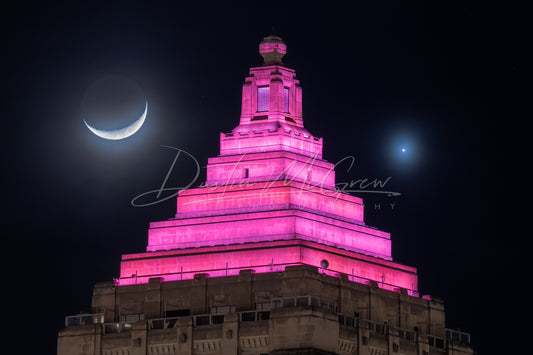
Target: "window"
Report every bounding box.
[195,315,210,326]
[296,296,309,306]
[257,311,270,320]
[241,312,256,322]
[405,331,415,341]
[343,317,354,327]
[283,87,289,113]
[212,315,224,324]
[121,313,145,322]
[257,86,269,112]
[375,324,384,334]
[166,309,190,318]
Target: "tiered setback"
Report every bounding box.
[116,42,419,294]
[117,173,417,290]
[176,180,362,221]
[117,146,416,291]
[147,180,384,256]
[219,126,323,159]
[206,151,333,188]
[119,239,417,294]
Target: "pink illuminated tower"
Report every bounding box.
[118,35,415,291]
[58,36,473,355]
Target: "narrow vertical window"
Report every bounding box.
[257,86,269,112]
[283,87,289,113]
[244,168,249,178]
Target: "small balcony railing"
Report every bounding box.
[64,295,470,349]
[337,315,471,348]
[445,328,471,345]
[64,313,104,327]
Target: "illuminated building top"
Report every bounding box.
[116,36,419,296]
[220,34,321,160]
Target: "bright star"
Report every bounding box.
[402,148,406,152]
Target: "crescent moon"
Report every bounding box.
[84,101,147,140]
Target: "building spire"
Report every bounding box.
[219,36,322,159]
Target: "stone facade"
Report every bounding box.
[59,265,472,354]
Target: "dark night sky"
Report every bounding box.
[1,2,529,354]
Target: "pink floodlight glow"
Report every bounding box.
[113,35,421,301]
[239,62,302,127]
[147,201,388,258]
[117,240,417,293]
[219,128,323,158]
[259,42,287,55]
[205,150,333,188]
[173,182,364,222]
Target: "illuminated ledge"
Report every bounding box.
[176,180,362,208]
[206,150,330,166]
[221,127,320,141]
[147,232,390,260]
[219,127,323,159]
[173,203,366,226]
[146,208,391,259]
[205,150,335,189]
[171,180,364,225]
[118,239,417,292]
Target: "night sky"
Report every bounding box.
[2,2,529,354]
